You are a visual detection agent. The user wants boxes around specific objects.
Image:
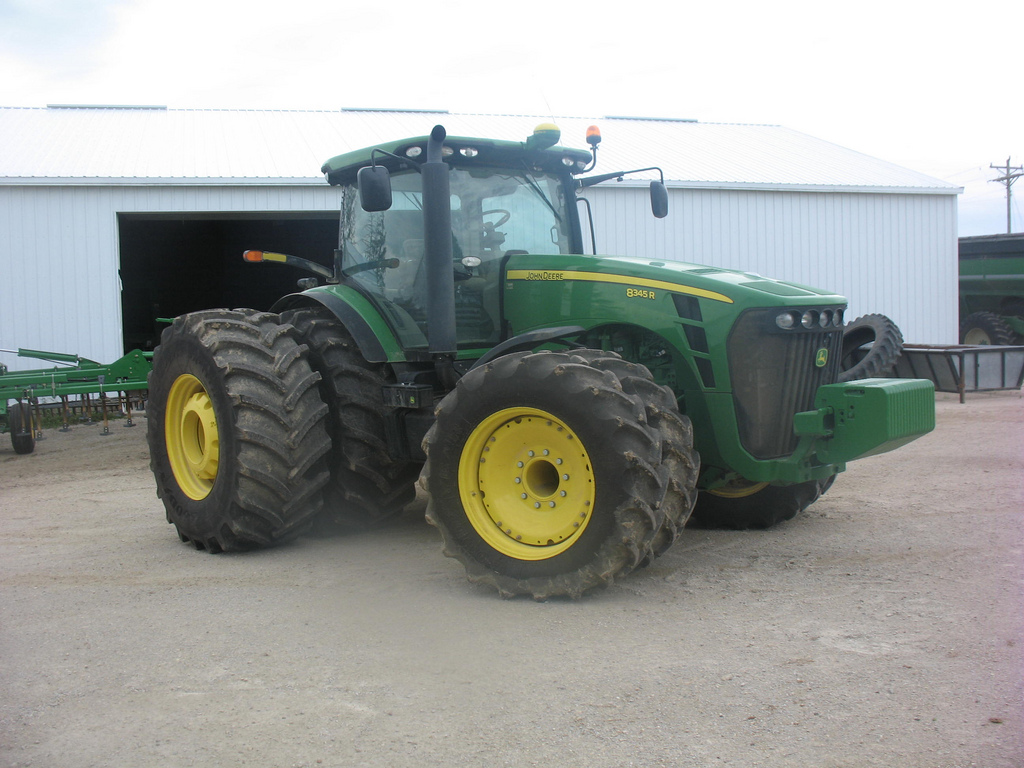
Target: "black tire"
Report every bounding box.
[421,349,698,599]
[9,401,36,455]
[690,476,833,530]
[281,306,420,527]
[567,352,700,561]
[959,311,1016,346]
[838,313,904,382]
[147,309,331,552]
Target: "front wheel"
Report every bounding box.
[421,349,697,599]
[147,309,331,552]
[8,401,35,455]
[690,476,834,530]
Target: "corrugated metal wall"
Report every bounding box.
[0,184,342,371]
[586,186,958,344]
[0,181,957,374]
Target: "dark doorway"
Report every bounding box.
[118,213,338,351]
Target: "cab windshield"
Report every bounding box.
[339,166,573,348]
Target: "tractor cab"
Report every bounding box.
[319,126,590,353]
[335,161,577,349]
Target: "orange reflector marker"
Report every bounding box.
[242,250,288,263]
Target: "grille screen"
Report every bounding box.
[727,309,844,459]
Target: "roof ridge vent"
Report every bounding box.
[604,115,697,123]
[46,104,168,110]
[342,107,449,114]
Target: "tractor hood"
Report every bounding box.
[504,253,848,310]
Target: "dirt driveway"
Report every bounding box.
[1,391,1021,768]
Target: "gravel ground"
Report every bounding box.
[1,391,1021,768]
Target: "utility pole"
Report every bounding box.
[989,157,1023,234]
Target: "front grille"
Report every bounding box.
[727,309,844,459]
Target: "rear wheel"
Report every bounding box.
[690,476,832,530]
[147,309,331,551]
[422,349,697,599]
[8,401,35,455]
[960,311,1016,345]
[282,306,420,527]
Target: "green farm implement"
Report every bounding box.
[959,233,1024,344]
[1,348,152,454]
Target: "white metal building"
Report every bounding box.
[0,106,960,370]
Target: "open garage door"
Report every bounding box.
[118,212,338,351]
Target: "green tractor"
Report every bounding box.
[147,123,935,598]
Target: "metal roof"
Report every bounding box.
[0,106,959,194]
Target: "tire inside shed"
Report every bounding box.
[118,213,338,351]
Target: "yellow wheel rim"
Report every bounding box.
[165,373,221,500]
[709,478,769,499]
[962,328,992,345]
[458,407,595,561]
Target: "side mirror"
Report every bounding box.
[358,165,393,212]
[650,181,669,219]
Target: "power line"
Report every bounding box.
[989,157,1023,233]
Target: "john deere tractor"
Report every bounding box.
[147,124,935,599]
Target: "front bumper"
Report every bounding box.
[793,378,936,464]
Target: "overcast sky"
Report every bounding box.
[0,0,1020,235]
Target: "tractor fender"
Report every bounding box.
[468,326,586,371]
[272,290,390,363]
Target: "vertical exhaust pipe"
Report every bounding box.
[422,125,457,367]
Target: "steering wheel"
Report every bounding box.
[483,209,511,227]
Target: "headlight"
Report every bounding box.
[776,312,797,329]
[774,307,844,330]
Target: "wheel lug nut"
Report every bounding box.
[521,493,527,499]
[514,477,521,484]
[517,461,524,468]
[542,449,550,456]
[534,502,541,509]
[562,474,570,481]
[528,450,535,457]
[549,502,556,508]
[560,490,567,497]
